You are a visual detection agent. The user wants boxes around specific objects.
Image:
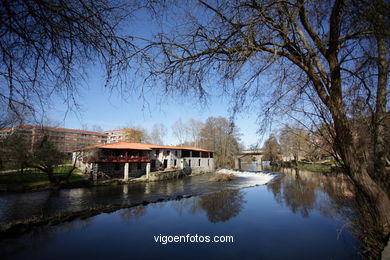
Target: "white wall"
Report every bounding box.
[150,148,215,173]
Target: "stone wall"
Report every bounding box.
[96,163,124,178]
[95,162,146,178]
[148,169,185,182]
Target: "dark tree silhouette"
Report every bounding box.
[0,0,134,122]
[135,0,390,239]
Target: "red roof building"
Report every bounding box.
[73,142,214,180]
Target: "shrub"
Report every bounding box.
[209,173,235,182]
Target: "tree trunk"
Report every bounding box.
[64,166,76,184]
[324,0,390,237]
[373,0,389,192]
[333,116,390,237]
[46,169,62,190]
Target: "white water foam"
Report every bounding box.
[216,169,276,186]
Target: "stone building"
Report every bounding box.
[73,142,214,180]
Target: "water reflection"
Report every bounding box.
[242,162,386,258]
[200,190,246,223]
[1,164,371,259]
[268,170,317,217]
[0,172,264,225]
[171,190,246,223]
[267,168,355,219]
[120,206,147,223]
[1,162,387,258]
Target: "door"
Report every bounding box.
[163,159,168,168]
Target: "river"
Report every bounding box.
[0,163,364,259]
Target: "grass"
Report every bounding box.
[209,173,235,182]
[296,163,334,173]
[0,166,85,192]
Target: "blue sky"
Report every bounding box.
[46,6,268,148]
[48,72,262,148]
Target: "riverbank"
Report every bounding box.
[0,168,364,260]
[278,161,340,173]
[0,192,193,239]
[0,168,89,193]
[0,167,213,193]
[0,169,279,239]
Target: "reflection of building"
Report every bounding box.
[73,142,214,180]
[0,124,107,152]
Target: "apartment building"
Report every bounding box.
[0,125,107,153]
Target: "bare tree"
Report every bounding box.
[263,134,281,163]
[1,133,80,189]
[278,124,323,162]
[122,128,148,143]
[188,118,204,147]
[136,0,390,240]
[0,0,135,122]
[171,118,204,146]
[199,117,241,168]
[91,125,104,133]
[149,123,167,145]
[171,118,190,145]
[80,124,104,132]
[30,135,80,189]
[1,132,32,173]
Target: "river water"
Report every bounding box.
[0,163,363,259]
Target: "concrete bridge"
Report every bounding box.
[234,149,264,169]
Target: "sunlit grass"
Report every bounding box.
[297,163,333,173]
[0,166,85,191]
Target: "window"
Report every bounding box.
[175,151,178,157]
[182,150,190,157]
[174,159,177,166]
[137,162,141,170]
[189,160,191,167]
[208,159,209,166]
[192,151,200,157]
[198,159,201,166]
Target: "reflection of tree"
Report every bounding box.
[171,197,201,216]
[268,170,316,218]
[171,190,246,223]
[268,168,386,258]
[320,175,385,258]
[119,206,147,224]
[267,175,284,205]
[199,190,246,223]
[283,173,316,218]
